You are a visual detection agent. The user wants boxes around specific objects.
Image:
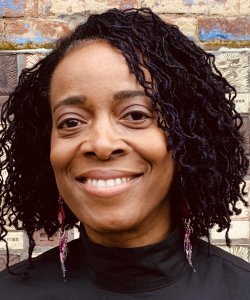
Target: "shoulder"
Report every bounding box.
[0,246,57,280]
[194,239,250,295]
[0,238,84,292]
[0,238,80,275]
[197,239,250,272]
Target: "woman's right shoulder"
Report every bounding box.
[0,238,84,299]
[0,240,61,281]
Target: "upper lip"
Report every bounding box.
[75,170,143,181]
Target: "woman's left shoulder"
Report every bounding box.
[196,239,250,280]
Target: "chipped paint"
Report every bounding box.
[123,3,134,9]
[6,35,54,45]
[183,0,195,6]
[0,0,24,14]
[5,21,57,45]
[200,29,250,42]
[24,23,30,30]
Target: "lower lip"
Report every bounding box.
[76,176,142,197]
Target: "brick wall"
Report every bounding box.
[0,0,249,270]
[0,0,249,48]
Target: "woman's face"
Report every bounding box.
[50,40,175,247]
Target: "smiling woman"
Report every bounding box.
[0,7,249,300]
[50,40,174,247]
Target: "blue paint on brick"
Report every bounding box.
[6,35,55,44]
[24,23,30,29]
[200,29,250,41]
[0,0,24,14]
[123,3,134,9]
[183,0,195,6]
[6,21,55,44]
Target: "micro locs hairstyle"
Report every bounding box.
[0,8,249,269]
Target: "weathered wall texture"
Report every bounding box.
[0,0,249,48]
[0,1,249,270]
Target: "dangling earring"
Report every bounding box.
[183,218,195,271]
[180,175,196,272]
[58,196,68,280]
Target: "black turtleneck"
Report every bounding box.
[82,225,189,292]
[0,225,249,299]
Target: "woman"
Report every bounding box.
[0,8,249,299]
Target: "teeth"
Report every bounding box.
[85,177,132,188]
[106,179,115,187]
[115,178,122,185]
[98,180,106,187]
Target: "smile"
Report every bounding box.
[75,172,143,197]
[84,177,135,188]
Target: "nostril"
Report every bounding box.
[112,149,124,156]
[85,151,97,158]
[84,149,125,160]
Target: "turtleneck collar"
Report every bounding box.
[80,225,191,292]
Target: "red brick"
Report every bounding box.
[4,21,29,37]
[198,17,250,41]
[4,19,71,44]
[0,0,39,18]
[35,19,71,39]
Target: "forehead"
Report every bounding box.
[51,40,130,90]
[55,40,126,72]
[50,40,152,110]
[51,39,151,89]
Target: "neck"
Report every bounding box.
[80,224,189,292]
[84,202,172,248]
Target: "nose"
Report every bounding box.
[82,118,129,160]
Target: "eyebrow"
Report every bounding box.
[52,90,148,113]
[113,90,148,102]
[52,96,87,113]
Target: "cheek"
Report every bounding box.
[144,130,174,187]
[50,149,60,172]
[136,128,169,164]
[50,136,59,171]
[50,135,68,173]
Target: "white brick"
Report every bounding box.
[0,231,24,250]
[211,220,249,240]
[143,0,239,15]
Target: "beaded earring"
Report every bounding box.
[180,175,196,272]
[58,196,68,280]
[183,218,195,271]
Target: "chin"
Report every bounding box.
[84,215,140,234]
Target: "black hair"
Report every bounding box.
[0,8,248,272]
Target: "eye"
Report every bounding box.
[57,118,82,129]
[120,106,154,129]
[123,110,151,121]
